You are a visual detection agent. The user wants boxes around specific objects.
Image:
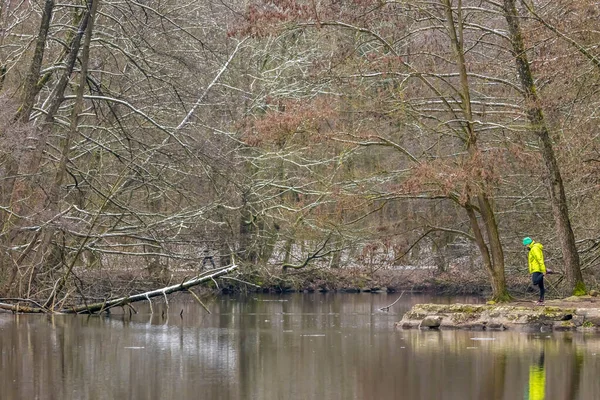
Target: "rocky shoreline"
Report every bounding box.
[397,299,600,332]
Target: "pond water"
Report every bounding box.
[1,293,599,400]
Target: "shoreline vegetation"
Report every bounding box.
[216,265,599,299]
[3,263,598,315]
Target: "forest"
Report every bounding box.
[0,0,599,311]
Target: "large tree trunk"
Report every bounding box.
[42,0,99,289]
[477,193,509,300]
[1,0,55,295]
[503,0,585,295]
[14,0,55,123]
[6,1,95,299]
[443,0,509,301]
[466,203,508,301]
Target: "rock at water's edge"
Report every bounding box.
[397,303,599,332]
[419,315,442,329]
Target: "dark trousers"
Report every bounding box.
[532,272,545,301]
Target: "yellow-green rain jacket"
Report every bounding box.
[528,242,546,274]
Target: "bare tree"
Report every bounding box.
[502,0,585,295]
[0,0,252,304]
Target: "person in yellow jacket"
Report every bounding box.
[523,237,546,305]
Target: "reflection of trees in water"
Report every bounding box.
[403,330,600,354]
[351,331,597,400]
[482,351,507,400]
[236,294,356,399]
[563,348,583,400]
[0,308,240,400]
[1,296,599,400]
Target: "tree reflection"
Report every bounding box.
[1,296,600,400]
[564,349,583,400]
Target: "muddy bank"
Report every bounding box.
[398,297,600,332]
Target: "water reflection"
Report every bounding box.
[0,293,599,400]
[526,351,545,400]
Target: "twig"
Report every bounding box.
[379,291,405,311]
[163,291,169,310]
[187,289,211,314]
[221,276,261,288]
[282,233,333,270]
[544,276,561,297]
[0,298,46,309]
[175,38,247,130]
[146,294,153,314]
[98,298,109,314]
[55,288,75,311]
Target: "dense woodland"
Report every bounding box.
[0,0,599,309]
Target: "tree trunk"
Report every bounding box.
[443,0,509,300]
[1,0,55,296]
[477,193,509,300]
[503,0,585,295]
[14,0,55,123]
[0,64,6,92]
[330,237,343,268]
[10,1,95,299]
[49,0,99,212]
[259,231,277,264]
[466,200,508,301]
[283,237,293,265]
[465,206,493,279]
[10,2,93,217]
[238,197,258,263]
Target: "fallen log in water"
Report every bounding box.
[0,264,238,314]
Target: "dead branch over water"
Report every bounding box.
[0,264,237,314]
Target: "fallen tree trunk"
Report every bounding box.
[0,264,238,314]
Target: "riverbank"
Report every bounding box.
[78,264,599,300]
[225,265,505,295]
[70,264,494,299]
[4,263,597,309]
[218,265,600,302]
